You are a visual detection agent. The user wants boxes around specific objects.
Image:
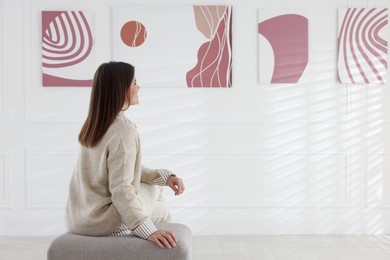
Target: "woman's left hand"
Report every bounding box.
[167,176,185,196]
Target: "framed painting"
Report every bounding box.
[337,8,388,84]
[258,9,309,84]
[42,11,94,87]
[113,5,232,88]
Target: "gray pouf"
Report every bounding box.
[47,223,191,260]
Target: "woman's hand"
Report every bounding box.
[167,176,185,196]
[147,230,177,249]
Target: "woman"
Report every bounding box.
[65,61,185,249]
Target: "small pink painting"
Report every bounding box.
[258,9,309,84]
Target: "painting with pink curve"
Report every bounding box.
[42,11,94,87]
[258,9,309,84]
[112,5,232,88]
[337,8,388,84]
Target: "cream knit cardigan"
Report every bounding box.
[65,118,162,236]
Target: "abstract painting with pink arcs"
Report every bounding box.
[42,11,94,87]
[337,8,388,84]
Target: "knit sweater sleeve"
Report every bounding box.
[107,127,157,239]
[141,166,176,186]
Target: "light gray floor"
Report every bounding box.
[1,235,390,260]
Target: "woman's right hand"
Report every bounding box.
[147,230,177,249]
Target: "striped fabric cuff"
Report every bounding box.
[153,169,176,186]
[132,219,158,239]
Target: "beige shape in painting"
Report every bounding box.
[193,6,227,39]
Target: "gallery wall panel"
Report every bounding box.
[366,154,390,209]
[0,153,10,208]
[25,151,76,208]
[0,0,8,122]
[24,0,93,123]
[137,122,358,153]
[127,84,350,125]
[377,82,390,124]
[1,0,389,235]
[143,151,349,208]
[23,0,354,124]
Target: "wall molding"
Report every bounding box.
[23,150,351,209]
[23,0,40,124]
[365,153,390,209]
[143,149,348,155]
[366,85,384,123]
[170,201,351,209]
[23,0,33,123]
[184,219,390,235]
[133,118,352,125]
[1,219,389,236]
[0,0,9,122]
[23,0,89,124]
[145,150,351,208]
[25,150,77,209]
[0,152,10,209]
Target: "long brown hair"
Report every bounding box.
[79,61,134,147]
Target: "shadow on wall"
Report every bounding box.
[257,48,385,234]
[129,47,385,235]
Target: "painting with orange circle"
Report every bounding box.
[113,5,233,88]
[121,21,147,47]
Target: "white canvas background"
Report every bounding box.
[112,5,205,88]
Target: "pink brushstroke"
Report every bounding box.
[258,14,308,83]
[372,16,388,53]
[337,9,351,83]
[360,9,387,83]
[342,8,356,83]
[42,12,71,51]
[43,73,92,87]
[349,9,368,83]
[364,12,387,67]
[186,7,232,88]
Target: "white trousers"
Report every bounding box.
[108,183,172,236]
[137,183,172,224]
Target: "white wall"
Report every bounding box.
[1,0,390,235]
